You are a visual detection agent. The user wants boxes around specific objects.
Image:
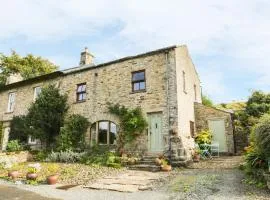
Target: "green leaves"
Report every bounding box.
[108,104,148,150]
[0,50,58,86]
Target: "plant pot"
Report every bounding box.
[161,165,172,172]
[47,174,59,185]
[26,173,38,180]
[193,154,200,162]
[8,170,19,179]
[264,172,270,190]
[155,158,162,166]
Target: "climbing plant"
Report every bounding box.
[108,104,148,152]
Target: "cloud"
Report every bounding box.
[0,0,269,101]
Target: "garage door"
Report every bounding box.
[208,119,227,152]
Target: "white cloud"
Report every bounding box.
[0,0,270,100]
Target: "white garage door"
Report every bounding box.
[208,119,228,152]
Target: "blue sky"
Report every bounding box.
[0,0,269,103]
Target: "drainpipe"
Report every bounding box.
[165,51,172,165]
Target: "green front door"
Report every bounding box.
[208,119,228,152]
[148,113,163,152]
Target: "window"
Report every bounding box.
[34,86,42,100]
[76,83,86,102]
[90,121,117,145]
[132,70,146,92]
[190,121,195,138]
[183,71,186,93]
[194,84,197,101]
[7,92,16,112]
[28,136,37,144]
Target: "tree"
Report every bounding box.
[57,114,89,151]
[9,115,29,143]
[0,50,58,87]
[27,85,68,148]
[202,95,214,107]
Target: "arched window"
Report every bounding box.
[90,121,117,145]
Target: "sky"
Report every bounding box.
[0,0,269,103]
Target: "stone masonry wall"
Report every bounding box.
[0,50,174,152]
[194,103,235,154]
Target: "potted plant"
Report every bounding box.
[26,163,41,180]
[155,157,162,166]
[193,149,201,162]
[46,164,59,185]
[8,170,19,180]
[161,159,172,172]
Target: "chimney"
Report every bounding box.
[6,73,23,85]
[79,47,94,65]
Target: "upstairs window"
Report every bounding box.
[34,86,42,101]
[7,92,16,112]
[132,70,146,92]
[76,83,86,102]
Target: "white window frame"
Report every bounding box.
[7,92,16,112]
[28,136,37,145]
[33,86,42,101]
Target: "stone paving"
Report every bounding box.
[84,170,168,192]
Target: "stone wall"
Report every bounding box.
[0,151,31,168]
[194,103,235,154]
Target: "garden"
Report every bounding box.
[0,84,148,186]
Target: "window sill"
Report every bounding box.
[5,111,14,114]
[130,90,146,94]
[74,100,86,104]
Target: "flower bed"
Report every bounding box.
[0,162,126,185]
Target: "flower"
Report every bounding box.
[27,163,41,173]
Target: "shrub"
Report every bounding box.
[56,114,89,151]
[6,140,22,152]
[9,115,29,143]
[253,114,270,159]
[195,130,212,144]
[45,150,86,163]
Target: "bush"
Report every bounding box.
[9,116,29,143]
[80,145,122,168]
[57,114,89,151]
[253,114,270,159]
[195,129,212,144]
[6,140,22,152]
[45,150,86,163]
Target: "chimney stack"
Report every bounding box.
[79,47,94,65]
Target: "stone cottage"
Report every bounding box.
[0,45,234,162]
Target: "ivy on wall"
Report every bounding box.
[108,103,148,153]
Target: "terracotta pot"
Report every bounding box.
[8,170,19,179]
[193,154,200,162]
[26,173,38,180]
[47,174,59,185]
[161,165,172,172]
[155,158,162,166]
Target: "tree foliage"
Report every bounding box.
[202,95,214,107]
[253,114,270,159]
[27,85,68,147]
[0,50,58,86]
[9,115,29,143]
[108,104,148,152]
[57,114,89,151]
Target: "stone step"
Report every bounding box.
[128,164,161,172]
[137,160,157,165]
